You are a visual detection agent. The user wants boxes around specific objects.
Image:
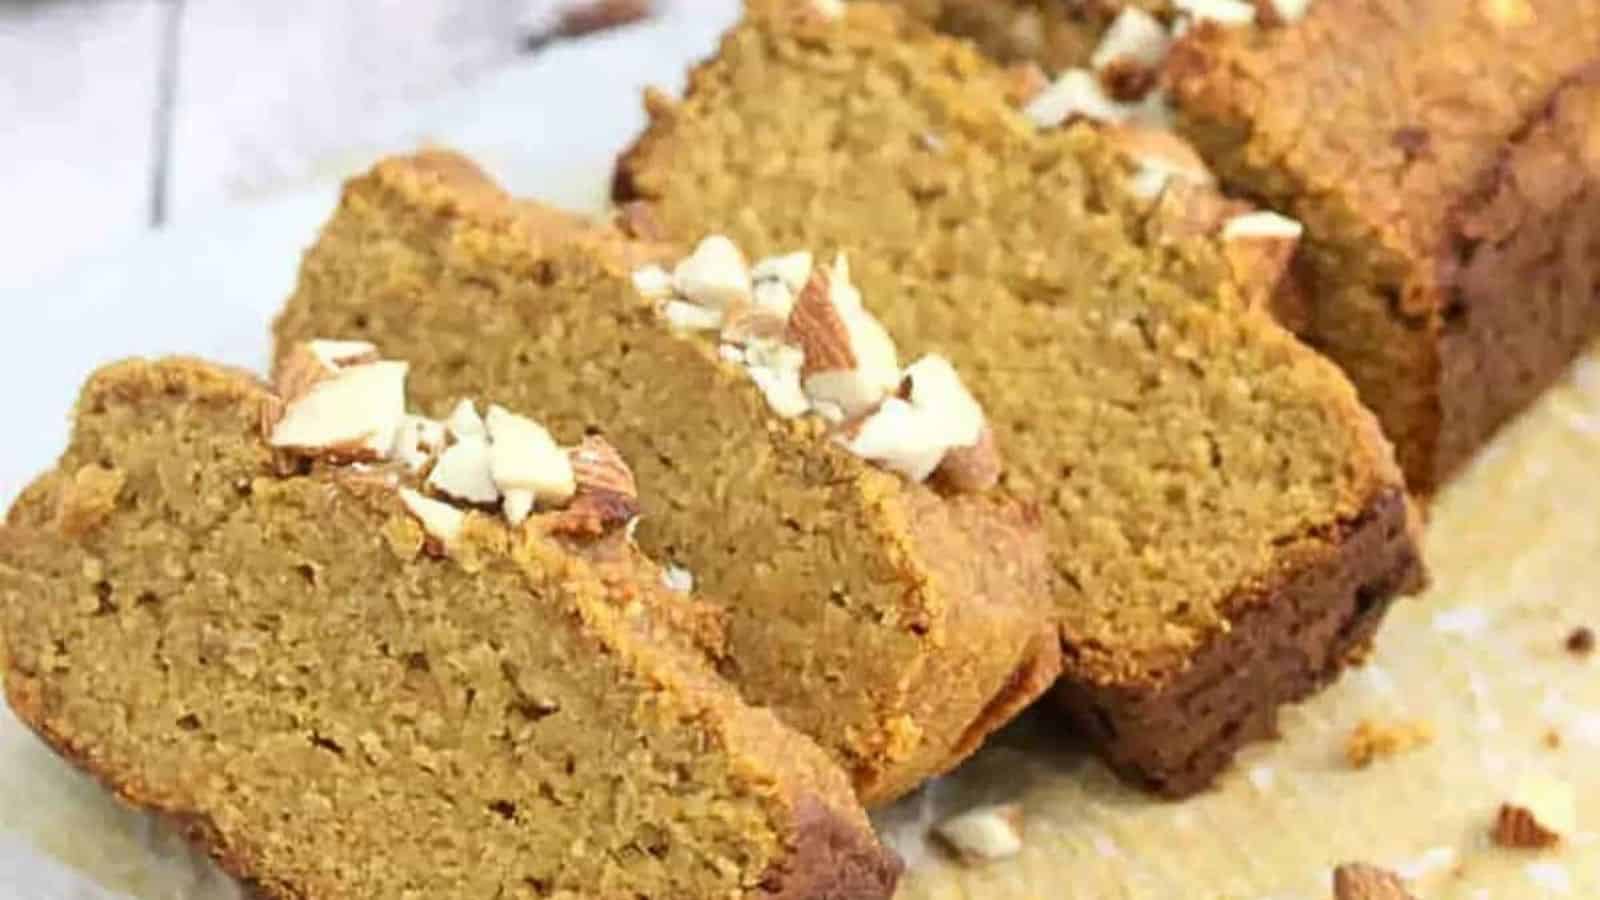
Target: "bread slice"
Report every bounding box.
[612,0,1425,796]
[272,153,1063,807]
[0,354,899,899]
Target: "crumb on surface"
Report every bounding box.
[1543,729,1562,749]
[1331,861,1415,899]
[1345,718,1435,768]
[557,0,652,36]
[1566,626,1594,656]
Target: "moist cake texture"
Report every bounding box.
[272,153,1063,807]
[1170,1,1600,492]
[0,355,900,899]
[614,0,1424,795]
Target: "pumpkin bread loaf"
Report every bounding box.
[613,0,1424,796]
[0,352,901,899]
[1169,1,1600,492]
[889,0,1600,493]
[272,153,1063,807]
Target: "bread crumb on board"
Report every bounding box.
[1345,719,1435,768]
[1331,862,1416,899]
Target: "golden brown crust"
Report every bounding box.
[1170,4,1600,493]
[1,357,897,898]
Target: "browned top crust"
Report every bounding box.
[1169,0,1600,294]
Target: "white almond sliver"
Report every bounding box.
[752,251,814,294]
[672,235,751,311]
[1221,210,1305,240]
[1023,69,1134,128]
[661,564,695,594]
[798,255,902,417]
[935,804,1025,865]
[485,405,576,503]
[446,399,488,441]
[1091,8,1172,71]
[426,435,500,505]
[1269,0,1313,23]
[663,299,725,332]
[1128,166,1174,201]
[394,415,447,472]
[1174,0,1257,26]
[745,340,810,419]
[904,354,985,449]
[844,398,948,482]
[751,278,799,318]
[308,339,379,370]
[503,488,536,527]
[631,264,674,298]
[269,360,408,457]
[399,487,465,547]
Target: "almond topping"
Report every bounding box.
[393,415,447,473]
[661,564,695,594]
[631,263,674,299]
[1494,772,1577,848]
[672,235,751,312]
[751,250,813,295]
[663,299,725,332]
[485,405,576,505]
[1107,125,1216,200]
[308,339,381,370]
[1222,210,1304,309]
[268,360,408,461]
[1091,8,1172,73]
[787,266,857,373]
[1331,863,1415,900]
[503,490,537,527]
[743,340,810,419]
[426,436,500,505]
[1261,0,1312,26]
[903,354,985,449]
[545,437,641,535]
[1023,68,1133,128]
[843,398,948,482]
[273,339,381,408]
[446,399,488,441]
[935,804,1024,866]
[721,305,791,346]
[790,255,901,417]
[749,250,813,318]
[1175,0,1258,26]
[399,487,465,551]
[932,426,1002,493]
[568,435,639,500]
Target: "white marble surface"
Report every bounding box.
[0,1,711,293]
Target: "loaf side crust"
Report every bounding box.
[1436,64,1600,481]
[1053,488,1422,797]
